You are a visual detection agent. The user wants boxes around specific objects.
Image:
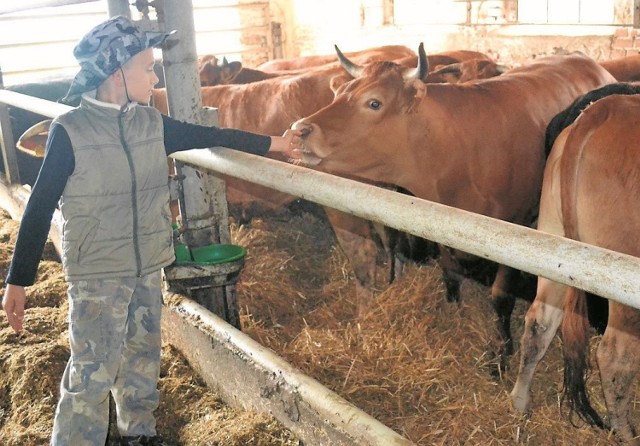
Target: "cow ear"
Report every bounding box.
[221,61,243,82]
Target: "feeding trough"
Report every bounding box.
[165,243,247,289]
[163,242,247,329]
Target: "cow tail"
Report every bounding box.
[558,109,606,429]
[561,287,605,428]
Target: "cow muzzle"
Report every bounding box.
[292,120,322,166]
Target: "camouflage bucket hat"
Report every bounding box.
[62,15,175,103]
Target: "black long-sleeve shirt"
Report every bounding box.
[6,114,272,286]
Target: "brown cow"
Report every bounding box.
[152,65,352,212]
[256,44,415,72]
[510,94,640,443]
[292,44,615,362]
[199,46,419,87]
[599,53,640,81]
[200,49,500,87]
[395,49,494,69]
[189,50,504,303]
[199,57,291,86]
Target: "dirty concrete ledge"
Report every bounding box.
[0,176,412,445]
[162,293,414,446]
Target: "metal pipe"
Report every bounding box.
[0,0,99,15]
[3,89,640,310]
[172,147,640,311]
[0,89,72,117]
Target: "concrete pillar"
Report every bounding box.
[153,0,238,327]
[158,0,230,248]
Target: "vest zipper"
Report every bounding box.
[118,108,143,276]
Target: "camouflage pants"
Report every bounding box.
[51,271,163,446]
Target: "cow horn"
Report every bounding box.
[495,64,510,74]
[335,45,362,78]
[430,63,461,75]
[405,42,429,81]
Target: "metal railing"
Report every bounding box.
[2,89,640,310]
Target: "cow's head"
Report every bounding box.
[292,43,431,182]
[199,56,243,86]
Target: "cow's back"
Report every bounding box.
[545,82,640,156]
[599,54,640,82]
[553,95,640,253]
[204,70,339,135]
[257,45,415,72]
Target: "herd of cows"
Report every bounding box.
[5,43,640,443]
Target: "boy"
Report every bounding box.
[2,15,302,446]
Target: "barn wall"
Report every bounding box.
[2,1,639,85]
[265,0,638,66]
[0,1,274,85]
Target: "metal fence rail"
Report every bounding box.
[2,88,640,311]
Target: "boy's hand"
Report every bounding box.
[270,129,303,162]
[3,284,26,333]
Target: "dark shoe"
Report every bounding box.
[120,435,167,446]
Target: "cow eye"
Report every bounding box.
[368,99,381,110]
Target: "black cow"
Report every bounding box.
[544,82,640,156]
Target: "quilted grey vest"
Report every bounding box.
[55,97,174,281]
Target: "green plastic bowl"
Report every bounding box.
[174,244,192,263]
[174,244,247,265]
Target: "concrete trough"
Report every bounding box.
[0,177,413,446]
[162,293,414,446]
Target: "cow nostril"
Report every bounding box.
[293,121,313,138]
[300,126,312,138]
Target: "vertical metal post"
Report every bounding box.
[0,68,21,184]
[107,0,130,17]
[158,0,227,247]
[155,0,239,327]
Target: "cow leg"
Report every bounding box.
[324,209,378,315]
[596,304,640,444]
[371,222,401,284]
[438,247,462,303]
[491,265,520,360]
[510,278,566,413]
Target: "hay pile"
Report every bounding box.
[0,209,298,446]
[0,196,633,445]
[234,201,631,445]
